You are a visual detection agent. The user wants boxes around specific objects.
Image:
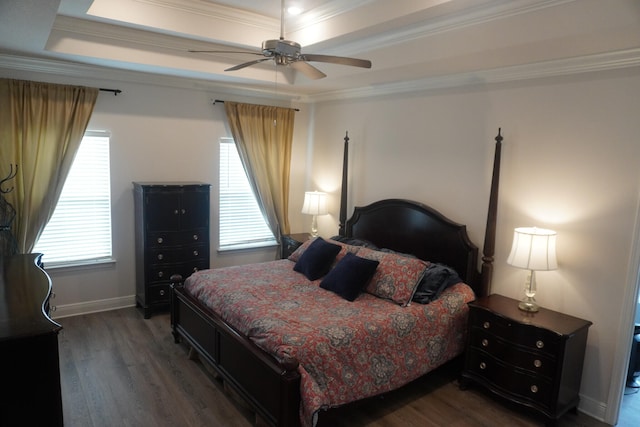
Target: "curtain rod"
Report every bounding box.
[99,88,122,96]
[213,99,299,112]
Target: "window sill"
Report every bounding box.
[40,257,116,271]
[218,241,278,253]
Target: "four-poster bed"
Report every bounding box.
[170,130,503,426]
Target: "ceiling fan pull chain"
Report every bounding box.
[274,63,278,127]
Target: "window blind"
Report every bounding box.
[34,132,113,265]
[219,138,276,250]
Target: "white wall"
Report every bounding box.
[309,67,640,421]
[0,70,312,316]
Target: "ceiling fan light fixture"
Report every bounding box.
[189,0,371,82]
[262,39,300,58]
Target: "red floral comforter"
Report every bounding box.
[184,259,475,426]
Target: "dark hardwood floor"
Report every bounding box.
[58,307,610,427]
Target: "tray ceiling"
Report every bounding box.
[1,0,639,101]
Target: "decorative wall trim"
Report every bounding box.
[322,0,577,57]
[1,47,639,103]
[134,0,278,30]
[0,53,301,101]
[579,392,607,424]
[305,47,640,102]
[52,295,136,319]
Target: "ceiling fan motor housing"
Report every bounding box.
[262,39,301,58]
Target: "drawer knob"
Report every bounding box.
[483,321,491,329]
[530,385,539,393]
[536,340,545,349]
[479,362,487,370]
[159,289,165,296]
[158,271,164,278]
[481,339,489,347]
[193,267,199,273]
[193,250,199,256]
[534,359,542,368]
[157,254,164,260]
[193,234,199,241]
[157,237,164,244]
[174,209,179,215]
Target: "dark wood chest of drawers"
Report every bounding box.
[461,294,592,426]
[134,182,210,318]
[1,254,63,426]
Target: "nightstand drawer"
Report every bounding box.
[466,349,554,409]
[469,327,557,377]
[470,308,560,355]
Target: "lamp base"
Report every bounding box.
[518,297,539,312]
[310,215,319,237]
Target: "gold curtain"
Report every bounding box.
[224,101,294,240]
[0,79,98,253]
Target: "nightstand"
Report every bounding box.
[280,233,310,259]
[460,294,592,426]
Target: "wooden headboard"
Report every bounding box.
[337,130,503,298]
[344,199,480,293]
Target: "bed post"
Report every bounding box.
[338,131,349,235]
[480,128,503,297]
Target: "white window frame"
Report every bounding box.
[218,137,277,251]
[33,131,114,268]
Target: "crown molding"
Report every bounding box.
[2,47,639,104]
[322,0,576,56]
[304,47,640,102]
[292,0,375,33]
[122,0,278,31]
[0,53,302,102]
[63,0,577,57]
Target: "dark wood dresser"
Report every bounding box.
[461,294,592,426]
[280,233,310,259]
[0,253,63,426]
[134,182,211,318]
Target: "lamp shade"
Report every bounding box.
[507,227,558,271]
[301,191,328,216]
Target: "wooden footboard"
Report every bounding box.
[170,279,301,427]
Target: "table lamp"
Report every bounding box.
[507,226,558,312]
[301,191,328,237]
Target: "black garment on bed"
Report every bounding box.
[412,263,462,304]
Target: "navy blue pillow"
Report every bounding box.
[293,237,341,280]
[320,252,380,301]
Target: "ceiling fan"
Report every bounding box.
[189,0,372,81]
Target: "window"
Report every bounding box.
[34,131,113,266]
[219,138,276,250]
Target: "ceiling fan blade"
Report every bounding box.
[281,66,296,85]
[225,58,272,72]
[290,61,327,80]
[300,54,372,69]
